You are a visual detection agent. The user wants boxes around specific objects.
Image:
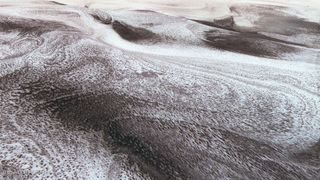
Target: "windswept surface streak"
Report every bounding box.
[0,0,320,179]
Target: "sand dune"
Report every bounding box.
[0,0,319,179]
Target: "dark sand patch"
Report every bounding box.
[204,29,299,57]
[193,16,236,31]
[49,1,66,6]
[112,20,159,42]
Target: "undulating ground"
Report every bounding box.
[0,0,319,179]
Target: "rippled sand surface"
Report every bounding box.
[0,0,320,179]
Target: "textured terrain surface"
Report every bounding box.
[0,0,320,179]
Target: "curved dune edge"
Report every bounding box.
[0,1,319,179]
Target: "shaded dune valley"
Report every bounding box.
[0,0,320,179]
